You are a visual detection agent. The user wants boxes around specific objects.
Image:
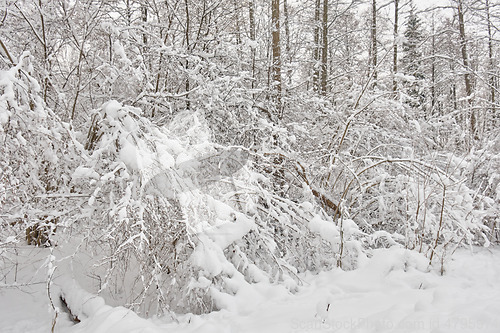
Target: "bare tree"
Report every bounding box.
[430,14,437,113]
[313,0,321,90]
[393,0,399,94]
[485,0,497,128]
[321,0,328,94]
[456,0,476,137]
[371,0,377,86]
[271,0,282,115]
[249,0,256,91]
[283,0,292,85]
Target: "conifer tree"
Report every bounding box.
[401,4,425,109]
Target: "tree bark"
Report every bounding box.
[126,0,132,26]
[184,0,191,110]
[457,0,476,136]
[320,0,328,94]
[486,0,496,128]
[371,0,377,86]
[313,0,321,90]
[142,5,148,48]
[249,0,256,90]
[233,0,241,44]
[431,15,436,113]
[392,0,398,94]
[283,0,292,85]
[271,0,282,116]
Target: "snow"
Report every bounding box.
[190,236,229,277]
[157,149,176,169]
[16,131,27,146]
[176,152,198,170]
[119,138,140,170]
[2,6,498,333]
[113,41,131,65]
[102,100,122,119]
[1,246,500,333]
[72,166,100,180]
[202,211,255,249]
[309,214,340,244]
[0,287,52,333]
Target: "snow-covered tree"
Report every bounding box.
[401,4,426,109]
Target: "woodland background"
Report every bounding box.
[1,0,500,318]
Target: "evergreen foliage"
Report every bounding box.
[401,3,426,108]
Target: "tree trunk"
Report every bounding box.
[184,0,191,110]
[486,0,496,129]
[313,0,321,90]
[283,0,292,85]
[38,0,49,104]
[320,0,328,94]
[271,0,282,116]
[392,0,398,94]
[371,0,377,87]
[142,5,149,72]
[126,0,132,26]
[233,0,241,45]
[431,15,437,113]
[457,0,476,136]
[142,6,148,48]
[249,0,256,91]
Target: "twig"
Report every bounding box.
[14,4,44,45]
[429,185,446,266]
[0,38,15,65]
[47,265,58,333]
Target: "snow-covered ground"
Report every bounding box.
[1,246,499,333]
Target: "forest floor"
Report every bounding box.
[1,245,499,333]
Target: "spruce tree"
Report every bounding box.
[401,4,425,109]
